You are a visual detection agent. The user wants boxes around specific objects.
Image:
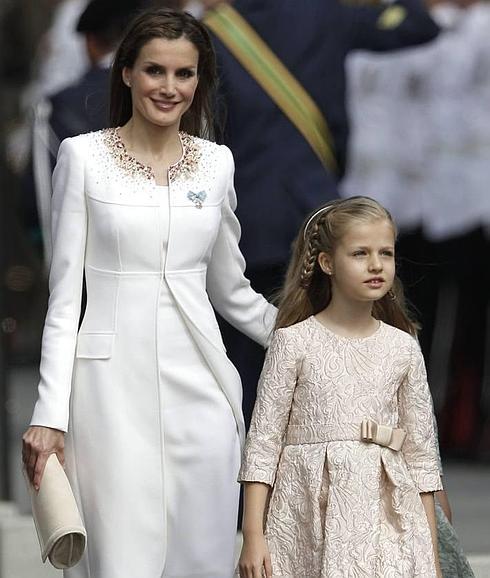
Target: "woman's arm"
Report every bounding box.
[420,492,443,578]
[206,146,276,347]
[23,136,87,487]
[239,482,272,578]
[31,136,87,430]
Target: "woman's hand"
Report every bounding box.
[22,426,65,491]
[238,531,272,578]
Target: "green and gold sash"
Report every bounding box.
[205,4,338,174]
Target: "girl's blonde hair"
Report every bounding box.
[275,196,419,335]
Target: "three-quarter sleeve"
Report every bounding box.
[206,145,276,347]
[238,328,299,486]
[30,137,87,432]
[398,338,443,493]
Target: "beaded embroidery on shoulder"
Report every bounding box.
[101,128,153,181]
[169,132,202,182]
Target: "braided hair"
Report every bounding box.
[300,218,324,289]
[275,197,419,335]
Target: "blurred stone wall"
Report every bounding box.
[0,0,57,499]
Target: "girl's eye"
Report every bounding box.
[382,250,394,257]
[352,251,366,257]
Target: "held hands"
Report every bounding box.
[238,532,272,578]
[22,426,65,491]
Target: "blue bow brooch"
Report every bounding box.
[187,190,207,209]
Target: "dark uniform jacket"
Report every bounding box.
[49,64,110,149]
[212,0,440,267]
[24,64,111,260]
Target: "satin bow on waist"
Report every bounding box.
[360,419,406,451]
[285,420,406,451]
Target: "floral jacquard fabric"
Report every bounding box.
[239,316,443,578]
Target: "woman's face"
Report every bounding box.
[122,36,199,130]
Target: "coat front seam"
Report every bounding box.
[155,194,168,575]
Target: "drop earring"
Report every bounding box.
[388,289,396,301]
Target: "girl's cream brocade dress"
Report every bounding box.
[239,316,443,578]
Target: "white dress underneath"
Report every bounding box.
[155,185,240,577]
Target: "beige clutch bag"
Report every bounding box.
[25,453,87,569]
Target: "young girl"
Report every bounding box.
[238,196,443,578]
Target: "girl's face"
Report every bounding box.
[319,218,396,304]
[122,36,199,130]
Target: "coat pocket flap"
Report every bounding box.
[75,333,114,359]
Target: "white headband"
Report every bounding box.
[303,205,334,241]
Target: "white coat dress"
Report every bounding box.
[30,128,276,578]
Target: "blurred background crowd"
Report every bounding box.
[0,0,489,560]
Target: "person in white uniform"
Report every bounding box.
[22,8,276,578]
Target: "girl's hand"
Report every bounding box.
[238,532,272,578]
[22,426,65,491]
[436,489,453,523]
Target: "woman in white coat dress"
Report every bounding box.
[22,9,276,578]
